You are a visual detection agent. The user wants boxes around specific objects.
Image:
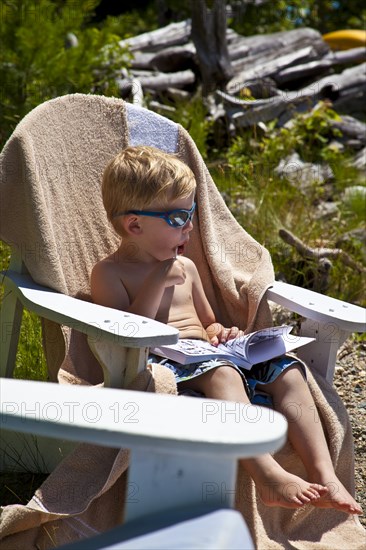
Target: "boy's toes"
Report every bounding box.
[293,497,307,506]
[309,484,328,498]
[303,489,320,501]
[315,484,329,496]
[345,502,363,515]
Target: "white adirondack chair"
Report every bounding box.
[1,94,364,472]
[0,93,365,547]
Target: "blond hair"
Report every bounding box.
[102,145,196,236]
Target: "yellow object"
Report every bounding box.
[322,29,366,50]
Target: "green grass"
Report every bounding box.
[0,244,48,501]
[211,162,365,306]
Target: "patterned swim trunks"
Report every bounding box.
[148,352,306,407]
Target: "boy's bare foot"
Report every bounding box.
[242,459,328,509]
[311,476,363,515]
[256,471,328,509]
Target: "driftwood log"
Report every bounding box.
[216,63,366,128]
[227,27,329,64]
[227,29,330,90]
[275,47,366,86]
[117,19,365,131]
[120,69,196,92]
[278,228,366,293]
[119,20,192,52]
[279,228,366,274]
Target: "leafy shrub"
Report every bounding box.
[222,103,365,304]
[0,0,131,147]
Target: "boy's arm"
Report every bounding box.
[91,261,130,311]
[187,259,243,345]
[187,259,216,329]
[91,258,185,319]
[127,259,186,319]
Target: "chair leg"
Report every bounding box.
[297,318,349,384]
[88,338,149,388]
[125,449,238,522]
[0,282,23,378]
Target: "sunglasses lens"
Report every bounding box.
[168,212,189,227]
[167,204,195,227]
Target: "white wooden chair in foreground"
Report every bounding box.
[1,378,287,549]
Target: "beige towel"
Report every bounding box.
[0,94,364,548]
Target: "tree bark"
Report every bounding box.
[275,47,366,85]
[279,228,366,274]
[118,70,196,93]
[190,0,234,95]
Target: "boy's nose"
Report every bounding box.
[183,219,193,233]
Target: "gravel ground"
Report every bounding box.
[334,337,366,527]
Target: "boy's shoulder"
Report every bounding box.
[91,252,123,278]
[178,255,195,269]
[179,255,200,278]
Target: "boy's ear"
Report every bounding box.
[122,214,143,236]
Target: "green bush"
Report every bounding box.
[222,103,365,305]
[159,94,213,159]
[0,0,131,147]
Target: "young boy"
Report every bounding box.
[91,145,361,514]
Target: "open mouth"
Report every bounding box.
[177,244,185,255]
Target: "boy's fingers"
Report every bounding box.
[210,335,219,347]
[228,326,240,339]
[206,323,223,344]
[221,326,240,342]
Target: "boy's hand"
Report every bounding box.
[160,257,186,287]
[206,323,244,346]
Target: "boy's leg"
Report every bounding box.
[178,365,249,401]
[260,364,362,514]
[179,366,328,509]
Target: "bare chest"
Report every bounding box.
[122,267,196,324]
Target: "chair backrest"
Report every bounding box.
[0,94,274,383]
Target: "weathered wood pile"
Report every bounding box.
[118,21,366,289]
[118,20,366,146]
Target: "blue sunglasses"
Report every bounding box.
[114,202,196,228]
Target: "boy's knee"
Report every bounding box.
[285,362,306,379]
[210,365,242,384]
[274,362,307,388]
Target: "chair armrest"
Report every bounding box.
[0,379,287,458]
[266,281,366,333]
[266,281,366,383]
[1,378,287,520]
[2,270,179,348]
